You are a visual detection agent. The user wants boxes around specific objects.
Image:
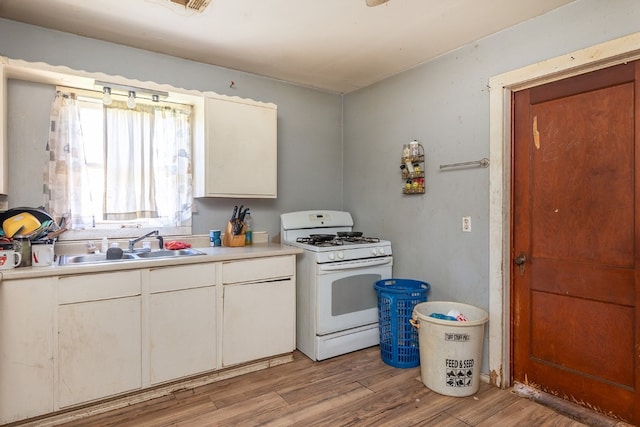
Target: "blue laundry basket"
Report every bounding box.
[375,278,430,368]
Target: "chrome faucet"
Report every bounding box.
[128,230,164,252]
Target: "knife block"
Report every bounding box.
[223,221,245,247]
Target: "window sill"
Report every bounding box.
[58,226,191,242]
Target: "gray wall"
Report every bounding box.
[0,18,343,241]
[2,0,640,373]
[343,0,640,308]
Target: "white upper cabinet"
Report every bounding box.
[197,94,277,198]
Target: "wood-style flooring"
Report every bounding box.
[52,347,627,427]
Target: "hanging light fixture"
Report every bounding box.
[95,81,169,104]
[366,0,390,6]
[126,90,136,109]
[102,87,113,105]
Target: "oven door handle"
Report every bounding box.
[319,257,392,271]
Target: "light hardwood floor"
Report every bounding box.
[52,347,627,427]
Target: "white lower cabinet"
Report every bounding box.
[0,253,297,424]
[0,277,55,425]
[222,256,296,366]
[57,271,142,408]
[149,264,216,384]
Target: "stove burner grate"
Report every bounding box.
[296,235,381,246]
[297,236,344,247]
[338,236,380,244]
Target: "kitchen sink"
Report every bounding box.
[58,248,205,266]
[134,249,205,258]
[58,253,138,265]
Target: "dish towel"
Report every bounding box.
[164,241,191,250]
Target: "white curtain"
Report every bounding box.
[44,91,95,229]
[104,101,192,226]
[104,102,156,220]
[152,107,192,226]
[45,94,192,230]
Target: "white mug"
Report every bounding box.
[32,244,54,267]
[0,250,22,270]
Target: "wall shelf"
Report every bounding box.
[400,141,425,194]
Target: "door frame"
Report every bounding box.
[488,31,640,388]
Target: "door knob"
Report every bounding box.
[514,252,526,276]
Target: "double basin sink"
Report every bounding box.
[59,248,206,266]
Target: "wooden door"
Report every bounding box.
[512,62,640,424]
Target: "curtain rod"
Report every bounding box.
[94,80,169,98]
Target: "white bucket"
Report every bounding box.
[411,301,488,397]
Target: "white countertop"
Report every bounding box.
[0,243,303,281]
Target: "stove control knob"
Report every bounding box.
[328,252,336,260]
[337,251,344,260]
[378,247,386,255]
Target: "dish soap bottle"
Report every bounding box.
[244,212,253,245]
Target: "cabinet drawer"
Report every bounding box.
[222,256,294,284]
[58,271,141,304]
[149,263,216,293]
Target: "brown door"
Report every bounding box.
[512,62,640,424]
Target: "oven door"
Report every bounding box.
[316,257,392,335]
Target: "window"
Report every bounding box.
[45,88,193,238]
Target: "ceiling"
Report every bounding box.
[0,0,575,93]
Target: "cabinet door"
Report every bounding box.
[149,264,217,384]
[58,297,141,408]
[222,278,295,366]
[58,272,141,408]
[0,278,55,424]
[202,95,277,198]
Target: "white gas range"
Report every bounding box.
[280,210,393,361]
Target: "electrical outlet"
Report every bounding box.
[462,216,472,232]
